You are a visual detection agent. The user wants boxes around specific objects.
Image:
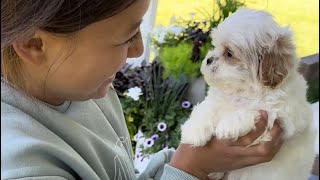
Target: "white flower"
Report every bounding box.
[158,31,166,43]
[170,16,176,25]
[189,12,196,19]
[127,87,142,101]
[157,122,167,132]
[181,101,191,108]
[153,25,166,35]
[144,138,154,148]
[151,134,159,140]
[166,25,185,36]
[152,25,184,43]
[134,133,141,142]
[152,25,166,43]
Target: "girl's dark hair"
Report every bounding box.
[1,0,136,89]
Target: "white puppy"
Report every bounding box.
[181,8,316,180]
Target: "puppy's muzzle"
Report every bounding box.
[207,57,213,65]
[206,56,218,65]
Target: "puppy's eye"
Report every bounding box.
[223,48,233,59]
[226,49,233,58]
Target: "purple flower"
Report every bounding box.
[157,122,167,132]
[144,138,154,148]
[135,151,143,160]
[151,134,159,141]
[134,133,141,142]
[181,101,191,108]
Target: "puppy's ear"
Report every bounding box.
[258,28,295,88]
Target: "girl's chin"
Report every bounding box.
[91,82,111,99]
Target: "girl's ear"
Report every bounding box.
[12,32,46,66]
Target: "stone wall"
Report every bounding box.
[298,53,319,84]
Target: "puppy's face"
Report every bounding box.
[201,8,296,93]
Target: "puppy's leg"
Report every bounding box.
[181,101,217,147]
[215,110,259,141]
[206,110,259,180]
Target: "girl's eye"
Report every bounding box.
[125,31,141,44]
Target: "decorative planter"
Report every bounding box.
[184,76,207,105]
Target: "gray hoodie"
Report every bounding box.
[1,79,198,180]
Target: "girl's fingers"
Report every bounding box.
[229,139,283,170]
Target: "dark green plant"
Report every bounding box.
[307,79,319,103]
[159,42,198,79]
[141,102,191,155]
[119,97,145,147]
[113,60,193,154]
[145,60,189,118]
[113,61,150,149]
[139,60,192,155]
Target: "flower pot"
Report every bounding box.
[184,76,207,105]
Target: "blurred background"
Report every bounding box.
[155,0,319,57]
[115,0,319,176]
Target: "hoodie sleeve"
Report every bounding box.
[137,149,199,180]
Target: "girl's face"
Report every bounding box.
[17,0,150,105]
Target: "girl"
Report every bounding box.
[1,0,282,179]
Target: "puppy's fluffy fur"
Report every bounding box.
[181,8,316,180]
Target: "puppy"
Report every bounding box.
[181,8,316,180]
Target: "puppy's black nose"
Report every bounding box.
[206,57,214,65]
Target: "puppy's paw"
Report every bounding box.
[181,120,214,147]
[215,110,258,140]
[208,172,225,180]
